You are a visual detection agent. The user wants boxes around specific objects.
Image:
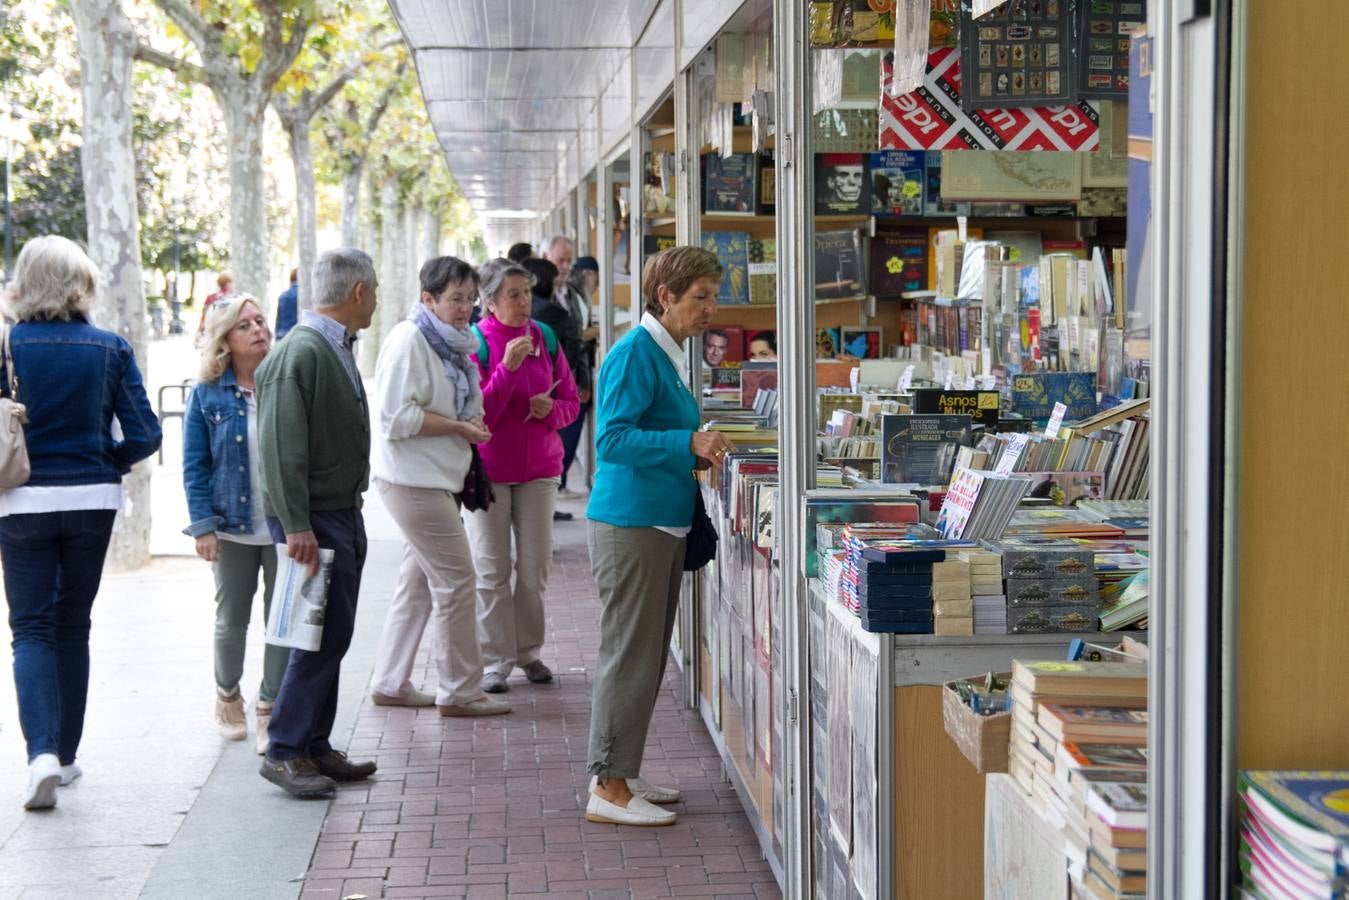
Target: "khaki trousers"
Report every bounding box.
[585,521,685,779]
[371,480,486,707]
[463,477,558,676]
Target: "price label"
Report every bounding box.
[995,433,1030,474]
[1044,402,1068,438]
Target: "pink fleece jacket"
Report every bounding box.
[475,314,580,485]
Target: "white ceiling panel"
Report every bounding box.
[390,0,660,217]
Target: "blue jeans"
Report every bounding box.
[0,509,118,763]
[558,403,590,490]
[264,509,366,761]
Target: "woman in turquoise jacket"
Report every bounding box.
[583,246,736,828]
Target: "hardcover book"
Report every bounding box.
[869,150,924,216]
[1011,372,1098,423]
[740,363,778,410]
[702,231,750,305]
[1039,705,1147,745]
[703,152,757,214]
[839,327,881,359]
[748,237,777,305]
[880,414,974,486]
[924,150,970,217]
[815,152,869,216]
[814,229,866,299]
[869,230,928,297]
[912,388,1001,427]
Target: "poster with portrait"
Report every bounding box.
[814,152,869,216]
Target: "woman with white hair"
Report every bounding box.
[182,295,291,753]
[0,236,161,810]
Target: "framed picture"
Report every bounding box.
[840,326,883,359]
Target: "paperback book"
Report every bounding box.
[880,414,974,486]
[703,152,757,214]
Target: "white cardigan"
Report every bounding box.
[371,320,474,492]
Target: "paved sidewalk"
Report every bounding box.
[299,513,782,900]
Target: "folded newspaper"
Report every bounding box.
[265,545,335,651]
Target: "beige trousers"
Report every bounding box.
[463,477,558,676]
[371,480,486,707]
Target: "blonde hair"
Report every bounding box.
[6,235,100,322]
[198,295,265,383]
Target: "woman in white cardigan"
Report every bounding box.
[368,257,510,717]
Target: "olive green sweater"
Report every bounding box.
[256,326,370,534]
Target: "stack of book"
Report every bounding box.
[996,539,1101,634]
[932,556,973,636]
[1008,658,1149,899]
[958,547,1006,634]
[1238,770,1349,900]
[936,468,1034,540]
[835,536,973,634]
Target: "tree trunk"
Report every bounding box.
[284,113,317,313]
[422,208,441,261]
[374,179,401,359]
[404,203,419,310]
[218,96,270,302]
[341,165,362,249]
[69,0,151,570]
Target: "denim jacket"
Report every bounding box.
[182,368,257,538]
[4,317,161,486]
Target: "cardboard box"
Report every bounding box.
[942,676,1011,773]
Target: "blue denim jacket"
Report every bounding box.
[181,367,259,538]
[5,317,161,486]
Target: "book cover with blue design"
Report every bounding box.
[701,231,750,305]
[1011,372,1097,423]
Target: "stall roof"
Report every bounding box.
[388,0,661,218]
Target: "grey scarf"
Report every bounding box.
[411,304,483,421]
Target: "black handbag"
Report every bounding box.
[456,445,495,512]
[682,488,718,572]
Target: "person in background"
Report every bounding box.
[569,255,599,309]
[183,295,290,755]
[522,257,585,522]
[275,268,299,339]
[541,236,592,501]
[0,236,162,810]
[255,249,379,799]
[584,246,734,827]
[465,259,579,694]
[367,256,508,718]
[198,271,234,335]
[506,243,534,264]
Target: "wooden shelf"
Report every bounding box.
[699,213,869,227]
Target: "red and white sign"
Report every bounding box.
[880,48,1100,152]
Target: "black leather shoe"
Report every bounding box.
[314,749,377,782]
[553,510,574,521]
[259,756,336,798]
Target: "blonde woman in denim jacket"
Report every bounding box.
[183,296,289,754]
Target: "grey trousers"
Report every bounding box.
[586,521,685,779]
[213,538,289,703]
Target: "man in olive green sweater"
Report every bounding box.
[255,248,380,799]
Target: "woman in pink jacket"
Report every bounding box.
[466,259,580,694]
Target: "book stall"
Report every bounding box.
[538,1,1348,897]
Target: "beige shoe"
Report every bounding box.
[585,790,676,826]
[438,697,511,717]
[255,701,273,756]
[588,775,680,804]
[216,687,247,741]
[370,687,436,707]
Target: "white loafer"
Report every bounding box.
[588,775,681,805]
[585,790,676,826]
[59,763,83,786]
[23,754,61,810]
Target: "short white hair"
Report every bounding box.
[312,248,375,308]
[541,234,572,258]
[6,235,99,322]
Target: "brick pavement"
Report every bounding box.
[300,517,783,900]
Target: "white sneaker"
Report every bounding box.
[59,763,83,786]
[588,775,680,804]
[23,754,60,810]
[585,789,676,826]
[438,697,511,717]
